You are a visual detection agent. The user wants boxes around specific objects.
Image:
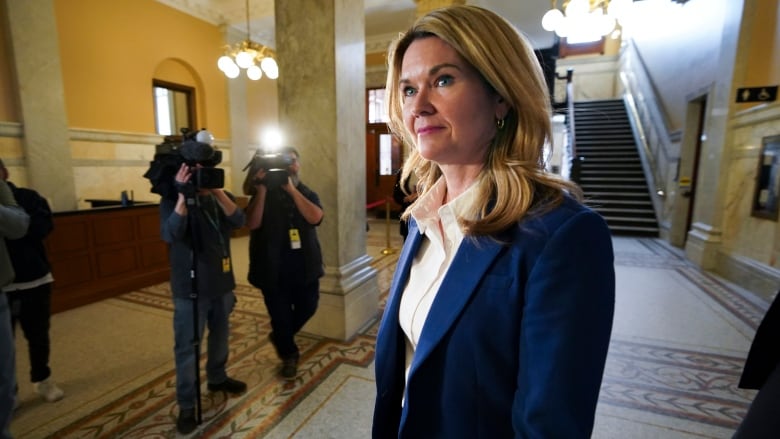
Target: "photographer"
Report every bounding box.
[242,146,323,379]
[157,134,246,435]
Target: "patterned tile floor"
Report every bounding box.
[10,219,770,438]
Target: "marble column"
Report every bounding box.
[275,0,379,340]
[684,0,746,269]
[3,0,76,211]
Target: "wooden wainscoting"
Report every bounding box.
[48,204,170,313]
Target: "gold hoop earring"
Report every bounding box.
[496,118,505,130]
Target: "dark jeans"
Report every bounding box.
[0,293,15,439]
[7,283,53,383]
[262,279,319,359]
[734,362,780,438]
[172,292,235,410]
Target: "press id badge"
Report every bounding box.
[289,228,301,249]
[222,257,231,273]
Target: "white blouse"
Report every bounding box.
[399,177,478,383]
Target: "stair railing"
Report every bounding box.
[556,68,583,183]
[622,91,664,198]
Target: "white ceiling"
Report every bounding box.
[156,0,556,50]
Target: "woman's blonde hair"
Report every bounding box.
[386,5,581,236]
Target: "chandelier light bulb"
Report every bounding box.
[541,9,564,31]
[235,49,256,69]
[217,55,235,73]
[554,17,571,37]
[565,0,590,17]
[247,65,263,80]
[598,14,617,36]
[224,62,240,78]
[261,57,279,79]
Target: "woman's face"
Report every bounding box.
[399,36,506,167]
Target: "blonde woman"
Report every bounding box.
[372,5,615,438]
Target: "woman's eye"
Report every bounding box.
[402,86,416,97]
[435,75,453,87]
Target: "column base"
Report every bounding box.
[685,222,722,270]
[303,254,380,341]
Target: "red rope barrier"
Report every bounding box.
[365,199,386,210]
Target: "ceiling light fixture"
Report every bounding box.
[542,0,633,43]
[217,0,278,80]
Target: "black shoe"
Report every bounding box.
[207,377,247,394]
[280,356,299,379]
[176,408,197,435]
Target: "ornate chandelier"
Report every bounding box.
[217,0,278,80]
[542,0,633,43]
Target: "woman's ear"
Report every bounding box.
[495,95,510,121]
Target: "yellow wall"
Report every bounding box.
[366,52,385,67]
[53,0,229,137]
[737,0,779,111]
[0,5,18,122]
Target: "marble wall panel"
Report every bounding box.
[723,103,780,268]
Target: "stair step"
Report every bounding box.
[575,117,629,124]
[578,163,643,168]
[575,123,631,129]
[581,187,649,194]
[576,138,635,143]
[580,182,647,192]
[608,225,660,237]
[593,207,655,215]
[585,191,652,199]
[579,152,639,157]
[580,177,648,183]
[601,215,659,225]
[579,163,643,168]
[584,157,640,163]
[579,170,644,175]
[577,143,636,148]
[587,198,653,206]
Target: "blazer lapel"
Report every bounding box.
[408,236,504,376]
[375,220,424,380]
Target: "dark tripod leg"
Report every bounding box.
[186,194,203,425]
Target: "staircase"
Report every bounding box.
[570,99,659,237]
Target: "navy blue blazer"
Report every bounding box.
[373,197,615,438]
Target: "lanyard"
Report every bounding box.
[200,196,227,257]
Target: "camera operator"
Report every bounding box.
[159,138,247,434]
[242,146,324,379]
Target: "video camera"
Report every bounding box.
[244,151,295,189]
[143,128,225,200]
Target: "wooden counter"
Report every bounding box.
[48,203,169,313]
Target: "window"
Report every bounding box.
[378,133,395,176]
[153,80,195,136]
[367,88,389,123]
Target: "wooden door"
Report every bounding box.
[366,123,402,210]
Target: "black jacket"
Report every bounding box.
[739,291,780,390]
[247,182,323,289]
[5,181,54,282]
